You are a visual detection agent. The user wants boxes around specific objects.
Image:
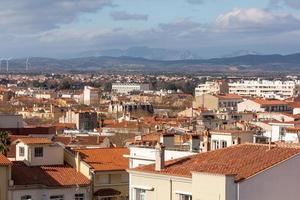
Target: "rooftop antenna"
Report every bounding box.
[6,57,12,72]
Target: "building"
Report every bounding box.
[112,83,150,94]
[194,93,243,111]
[65,147,130,200]
[0,114,25,128]
[208,130,254,151]
[229,79,300,99]
[9,137,91,200]
[128,143,300,200]
[237,99,290,113]
[59,109,98,131]
[83,86,99,106]
[0,154,11,200]
[195,81,229,97]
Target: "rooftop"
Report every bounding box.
[252,99,288,106]
[76,147,129,172]
[0,154,11,165]
[17,137,53,145]
[132,143,300,182]
[12,161,90,187]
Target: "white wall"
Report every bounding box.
[16,143,64,166]
[237,100,263,113]
[9,186,90,200]
[239,154,300,200]
[128,147,196,168]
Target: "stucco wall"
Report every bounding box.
[9,186,90,200]
[239,153,300,200]
[0,166,9,200]
[192,172,236,200]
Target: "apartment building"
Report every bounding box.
[83,86,99,106]
[195,81,229,97]
[112,83,150,94]
[9,137,91,200]
[65,147,130,200]
[229,79,300,99]
[194,93,243,111]
[128,143,300,200]
[237,99,290,113]
[59,109,98,131]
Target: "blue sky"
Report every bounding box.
[0,0,300,58]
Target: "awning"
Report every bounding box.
[94,188,121,197]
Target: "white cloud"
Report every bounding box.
[110,11,148,21]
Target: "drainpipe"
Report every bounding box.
[169,178,173,200]
[237,182,240,200]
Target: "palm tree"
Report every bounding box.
[0,131,10,156]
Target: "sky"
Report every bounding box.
[0,0,300,58]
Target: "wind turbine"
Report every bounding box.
[0,58,4,71]
[6,57,12,72]
[26,57,30,71]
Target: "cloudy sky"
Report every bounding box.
[0,0,300,58]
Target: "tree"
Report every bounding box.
[0,131,10,156]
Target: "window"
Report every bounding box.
[19,147,25,157]
[135,189,146,200]
[50,195,64,200]
[34,147,43,157]
[221,140,227,148]
[21,195,32,200]
[75,194,85,200]
[179,194,192,200]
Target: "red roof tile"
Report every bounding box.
[12,161,90,187]
[132,144,300,182]
[76,148,129,172]
[18,137,53,145]
[0,154,11,165]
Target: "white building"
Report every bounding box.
[195,81,228,97]
[229,79,300,99]
[112,83,150,94]
[82,86,99,105]
[128,143,300,200]
[125,146,196,169]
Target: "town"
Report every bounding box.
[0,73,300,199]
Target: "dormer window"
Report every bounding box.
[34,147,43,157]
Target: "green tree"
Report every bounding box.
[0,131,10,156]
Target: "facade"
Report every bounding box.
[65,147,130,200]
[112,83,150,94]
[0,114,25,128]
[0,155,11,200]
[229,79,300,99]
[83,86,99,106]
[195,81,229,97]
[194,93,243,111]
[128,143,300,200]
[237,99,290,113]
[59,109,98,130]
[8,137,91,200]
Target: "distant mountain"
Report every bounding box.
[222,50,260,58]
[80,46,201,60]
[4,53,300,73]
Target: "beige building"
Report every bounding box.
[194,93,243,111]
[65,147,130,200]
[195,80,229,97]
[0,155,11,200]
[128,143,300,200]
[237,99,290,113]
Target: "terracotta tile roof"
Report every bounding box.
[253,99,288,106]
[132,144,300,182]
[288,101,300,108]
[12,161,90,187]
[53,135,106,146]
[76,148,129,172]
[0,154,11,165]
[18,137,53,145]
[216,94,243,100]
[210,130,254,135]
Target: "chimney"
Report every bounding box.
[190,135,200,152]
[155,143,165,171]
[75,151,81,172]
